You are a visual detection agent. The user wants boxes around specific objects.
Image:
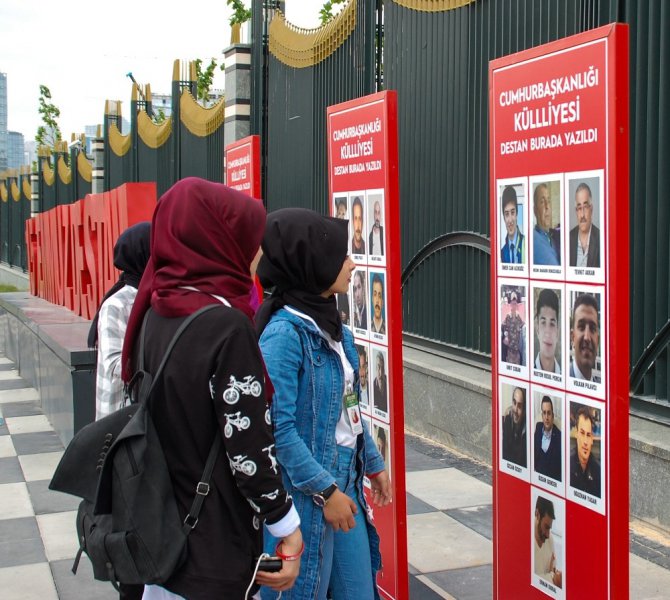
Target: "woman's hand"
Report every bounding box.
[323,489,357,532]
[370,470,392,507]
[255,528,303,591]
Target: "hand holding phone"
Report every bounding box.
[257,556,282,573]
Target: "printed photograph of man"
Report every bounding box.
[352,270,368,330]
[533,496,563,589]
[534,395,562,481]
[534,288,561,374]
[532,182,561,266]
[501,286,526,366]
[374,424,389,465]
[356,344,369,411]
[336,292,350,326]
[334,195,348,220]
[368,197,385,256]
[502,385,527,467]
[351,195,366,255]
[370,272,386,335]
[500,184,525,264]
[569,180,601,268]
[570,404,601,498]
[569,293,601,383]
[372,348,389,414]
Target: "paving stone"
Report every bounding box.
[0,401,42,418]
[444,505,493,541]
[27,480,80,515]
[11,431,63,456]
[424,565,493,600]
[50,558,117,600]
[0,517,46,568]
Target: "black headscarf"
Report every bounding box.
[255,208,349,341]
[87,221,151,348]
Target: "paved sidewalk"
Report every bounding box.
[1,356,670,599]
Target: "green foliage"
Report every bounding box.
[152,108,167,125]
[194,58,218,103]
[227,0,251,26]
[0,284,19,292]
[35,85,62,151]
[319,0,347,24]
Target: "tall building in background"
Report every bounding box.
[7,131,25,169]
[0,72,8,171]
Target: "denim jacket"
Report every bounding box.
[259,308,384,600]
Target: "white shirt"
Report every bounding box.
[284,306,358,448]
[95,285,137,420]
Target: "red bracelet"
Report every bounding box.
[367,471,382,479]
[275,541,305,561]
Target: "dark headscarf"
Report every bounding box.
[255,208,349,341]
[121,177,266,381]
[87,221,151,348]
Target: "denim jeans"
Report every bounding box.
[318,445,375,600]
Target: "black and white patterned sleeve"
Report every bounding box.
[210,317,294,527]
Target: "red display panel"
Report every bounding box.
[225,135,262,199]
[489,25,629,599]
[327,91,408,600]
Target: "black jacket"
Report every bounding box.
[534,423,561,481]
[141,306,292,599]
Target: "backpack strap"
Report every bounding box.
[129,304,221,406]
[135,303,225,535]
[182,433,222,533]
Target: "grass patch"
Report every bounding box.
[0,284,19,292]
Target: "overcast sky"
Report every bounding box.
[0,0,323,143]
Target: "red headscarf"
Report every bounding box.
[121,177,266,381]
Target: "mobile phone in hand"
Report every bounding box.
[257,556,282,572]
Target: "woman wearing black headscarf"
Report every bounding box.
[90,221,151,420]
[256,208,391,600]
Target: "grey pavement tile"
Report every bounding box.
[631,531,670,570]
[12,431,64,456]
[0,562,58,599]
[0,517,46,568]
[409,574,450,599]
[407,492,440,515]
[50,557,118,600]
[406,434,492,486]
[0,378,33,391]
[444,505,493,541]
[27,480,81,515]
[0,455,24,484]
[0,401,42,418]
[0,363,17,371]
[405,445,449,472]
[425,565,492,600]
[0,418,7,436]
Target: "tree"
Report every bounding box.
[319,0,347,25]
[227,0,251,26]
[194,58,218,104]
[35,85,62,151]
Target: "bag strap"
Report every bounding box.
[182,433,222,534]
[139,303,220,398]
[135,303,225,535]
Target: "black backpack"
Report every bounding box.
[50,305,221,591]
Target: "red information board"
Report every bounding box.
[489,25,629,599]
[327,91,408,600]
[225,135,261,198]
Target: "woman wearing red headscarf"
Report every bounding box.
[121,178,302,600]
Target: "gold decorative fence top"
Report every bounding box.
[138,110,172,149]
[77,152,92,183]
[57,156,72,185]
[11,181,20,201]
[42,158,55,186]
[391,0,476,11]
[0,183,7,203]
[108,122,131,157]
[269,0,357,68]
[180,90,226,138]
[22,177,32,199]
